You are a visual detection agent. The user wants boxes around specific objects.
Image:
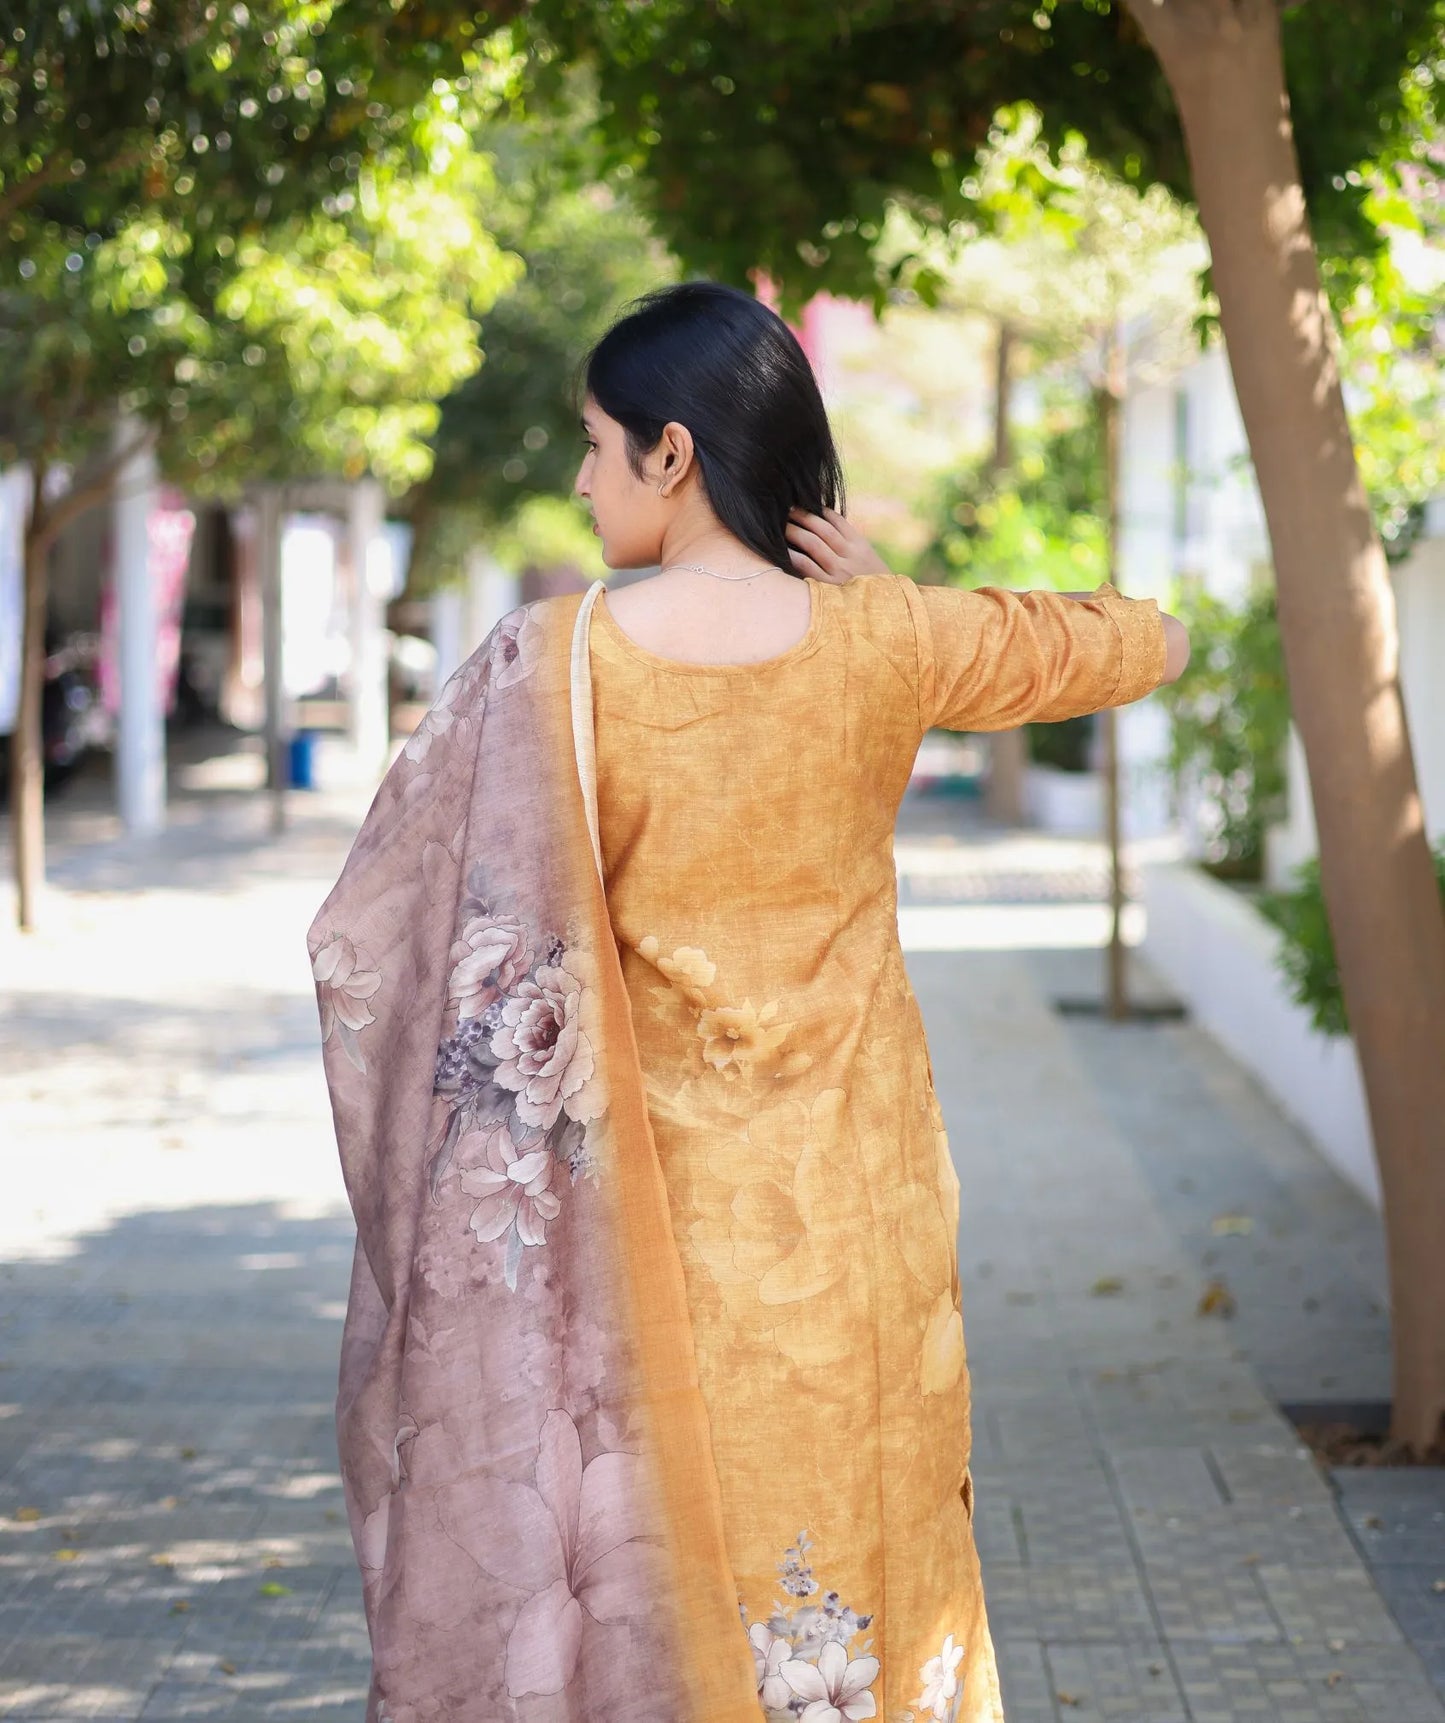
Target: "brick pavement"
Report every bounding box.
[903,816,1445,1722]
[0,764,1440,1720]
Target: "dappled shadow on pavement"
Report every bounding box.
[0,1201,368,1721]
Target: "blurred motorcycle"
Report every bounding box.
[0,632,107,803]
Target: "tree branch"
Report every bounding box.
[0,153,74,227]
[28,428,157,557]
[0,140,160,227]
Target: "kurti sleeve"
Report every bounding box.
[901,579,1168,733]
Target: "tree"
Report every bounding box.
[1332,126,1445,563]
[507,0,1445,1453]
[1,7,515,929]
[903,115,1206,952]
[406,87,673,591]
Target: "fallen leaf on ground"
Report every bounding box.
[1056,1692,1083,1708]
[1211,1213,1254,1235]
[1090,1276,1125,1297]
[149,1553,176,1568]
[258,1581,293,1598]
[13,1507,40,1523]
[53,1548,80,1561]
[170,1600,190,1613]
[179,1446,198,1460]
[1197,1278,1237,1318]
[218,1661,237,1676]
[1325,1671,1345,1688]
[263,1557,285,1569]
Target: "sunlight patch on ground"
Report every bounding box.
[898,900,1145,951]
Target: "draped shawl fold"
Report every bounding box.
[308,586,764,1721]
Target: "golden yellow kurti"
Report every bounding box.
[589,571,1165,1723]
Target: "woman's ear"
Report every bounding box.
[656,421,696,496]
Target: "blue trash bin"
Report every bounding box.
[287,729,318,791]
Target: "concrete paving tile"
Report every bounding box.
[5,786,1444,1719]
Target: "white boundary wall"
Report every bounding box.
[1141,860,1380,1207]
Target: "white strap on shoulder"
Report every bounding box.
[568,580,607,886]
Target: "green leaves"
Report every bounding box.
[1260,843,1445,1040]
[915,408,1108,591]
[0,14,521,493]
[405,82,673,586]
[509,0,1440,316]
[1156,587,1291,881]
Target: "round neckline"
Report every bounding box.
[593,577,825,675]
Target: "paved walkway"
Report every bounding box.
[0,761,1440,1720]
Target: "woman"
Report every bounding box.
[311,282,1188,1723]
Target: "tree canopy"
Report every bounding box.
[407,86,673,588]
[515,0,1440,309]
[0,11,520,492]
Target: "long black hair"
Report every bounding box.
[583,281,845,575]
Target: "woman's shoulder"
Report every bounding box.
[817,571,924,657]
[813,571,926,707]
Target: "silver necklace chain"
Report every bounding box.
[658,560,778,583]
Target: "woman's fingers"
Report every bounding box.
[787,546,833,581]
[792,507,849,554]
[785,519,839,573]
[787,507,890,581]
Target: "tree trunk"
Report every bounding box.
[11,468,49,933]
[984,321,1029,826]
[1097,324,1128,1021]
[257,486,288,835]
[1127,0,1445,1452]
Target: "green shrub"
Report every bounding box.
[1258,842,1445,1037]
[1156,585,1290,880]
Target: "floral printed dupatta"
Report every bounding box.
[308,586,762,1722]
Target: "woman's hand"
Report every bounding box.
[786,507,891,584]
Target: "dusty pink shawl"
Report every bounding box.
[309,588,762,1721]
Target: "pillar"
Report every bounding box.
[347,478,390,774]
[113,425,164,835]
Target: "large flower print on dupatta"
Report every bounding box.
[430,897,605,1288]
[446,1409,662,1700]
[491,962,597,1129]
[448,911,535,1020]
[312,935,381,1072]
[458,1118,562,1247]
